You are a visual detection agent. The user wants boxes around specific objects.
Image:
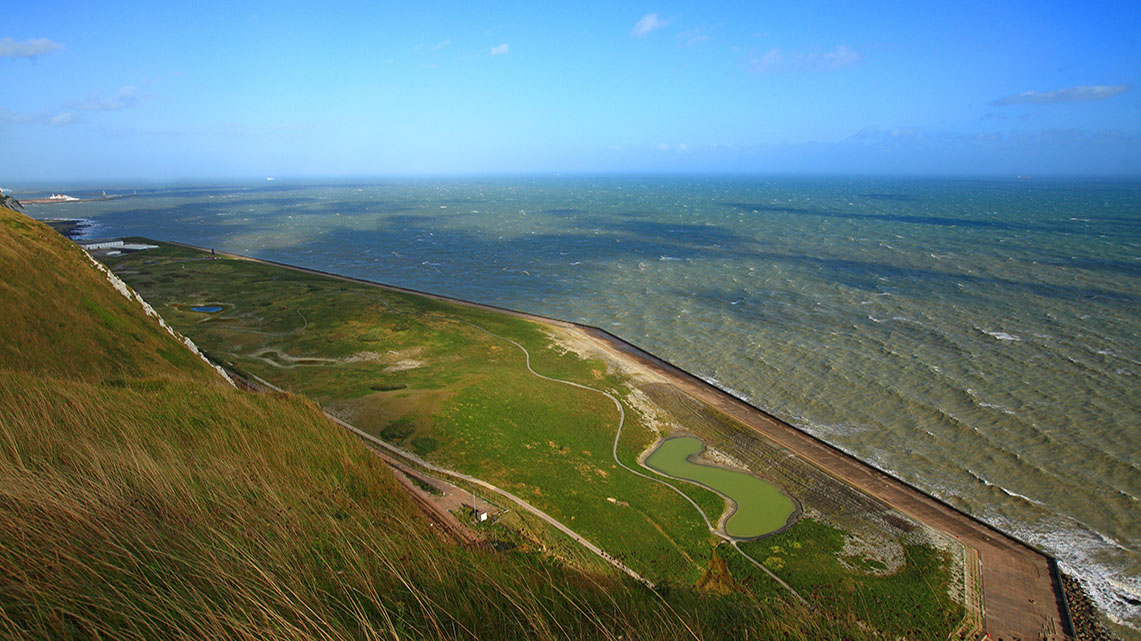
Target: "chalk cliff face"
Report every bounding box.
[0,193,22,210]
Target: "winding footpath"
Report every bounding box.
[452,318,808,605]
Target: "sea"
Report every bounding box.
[21,176,1140,629]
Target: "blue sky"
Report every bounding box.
[2,1,1139,182]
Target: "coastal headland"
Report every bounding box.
[104,237,1072,641]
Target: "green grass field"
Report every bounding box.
[644,437,795,538]
[92,237,966,639]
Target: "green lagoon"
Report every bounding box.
[645,437,796,539]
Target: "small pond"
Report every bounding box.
[644,436,795,538]
[191,306,223,313]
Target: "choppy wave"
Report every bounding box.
[965,469,1047,506]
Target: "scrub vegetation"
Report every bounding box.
[737,519,964,640]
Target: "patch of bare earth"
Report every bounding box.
[545,326,670,387]
[384,358,426,373]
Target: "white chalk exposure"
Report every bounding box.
[82,248,236,387]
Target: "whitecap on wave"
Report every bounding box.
[978,401,1017,416]
[965,469,1045,505]
[696,374,752,403]
[980,328,1022,341]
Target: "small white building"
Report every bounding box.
[462,503,490,522]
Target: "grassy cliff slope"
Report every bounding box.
[0,207,865,640]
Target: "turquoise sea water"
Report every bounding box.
[25,176,1140,627]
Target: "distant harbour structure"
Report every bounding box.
[81,239,159,256]
[21,190,133,206]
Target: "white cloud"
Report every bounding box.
[748,45,861,74]
[677,29,709,46]
[70,85,140,111]
[0,108,46,125]
[991,85,1130,106]
[0,107,78,127]
[490,43,509,56]
[49,112,77,126]
[631,13,668,38]
[851,126,923,143]
[0,37,64,59]
[0,80,152,128]
[431,38,451,51]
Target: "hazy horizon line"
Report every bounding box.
[8,171,1141,191]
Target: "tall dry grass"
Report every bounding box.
[0,370,865,640]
